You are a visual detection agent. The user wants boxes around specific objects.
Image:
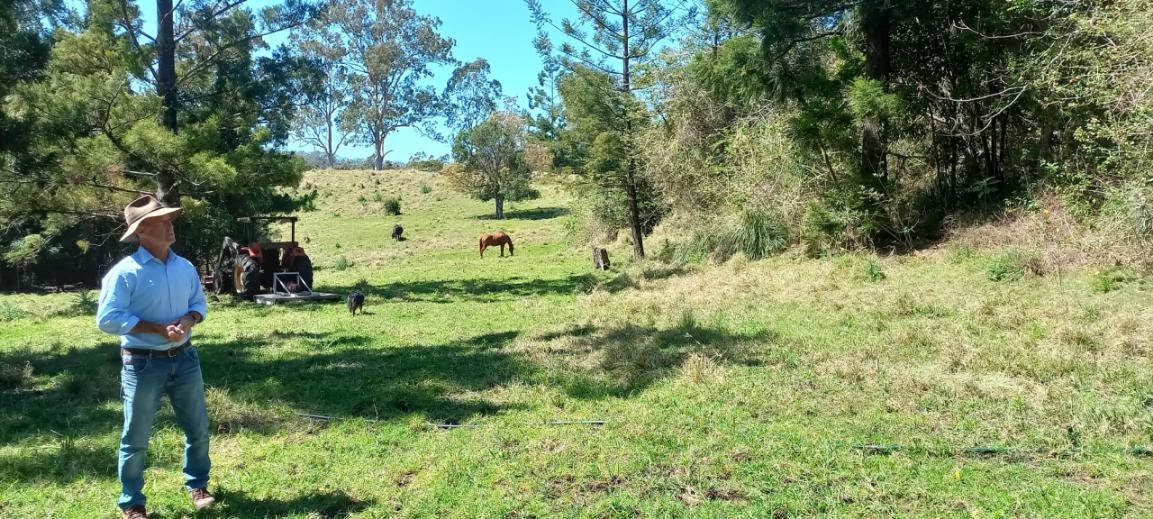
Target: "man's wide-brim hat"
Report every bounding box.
[119,195,182,243]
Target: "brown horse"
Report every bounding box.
[479,232,514,258]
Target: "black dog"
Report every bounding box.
[347,291,365,315]
[391,224,404,241]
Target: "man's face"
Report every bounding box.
[136,213,176,249]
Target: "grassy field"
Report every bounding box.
[2,169,1152,518]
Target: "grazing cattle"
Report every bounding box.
[593,247,610,270]
[479,232,514,258]
[392,224,404,241]
[347,291,365,315]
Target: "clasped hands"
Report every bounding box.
[164,314,198,342]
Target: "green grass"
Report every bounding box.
[2,170,1152,517]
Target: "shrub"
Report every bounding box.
[71,290,97,316]
[659,208,788,264]
[0,303,30,322]
[1099,182,1153,260]
[407,153,447,172]
[727,251,749,271]
[383,197,402,215]
[832,254,886,283]
[985,250,1040,282]
[801,187,879,256]
[1093,266,1141,293]
[676,308,698,331]
[722,208,789,261]
[334,256,351,271]
[864,259,886,282]
[949,245,976,264]
[420,184,432,194]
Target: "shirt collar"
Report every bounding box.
[133,246,175,264]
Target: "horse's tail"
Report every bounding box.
[479,237,485,257]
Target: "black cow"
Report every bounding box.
[391,224,404,241]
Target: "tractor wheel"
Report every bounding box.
[213,265,233,295]
[294,255,314,291]
[233,254,262,300]
[214,237,239,295]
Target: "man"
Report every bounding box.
[96,195,215,518]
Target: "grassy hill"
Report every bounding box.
[2,169,1151,517]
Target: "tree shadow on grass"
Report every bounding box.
[471,207,570,221]
[326,274,594,304]
[0,342,124,444]
[0,342,128,485]
[582,263,694,295]
[464,330,520,349]
[0,310,775,488]
[208,488,373,518]
[636,263,692,281]
[531,322,778,399]
[199,329,527,422]
[0,329,529,484]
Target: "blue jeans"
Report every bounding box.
[118,345,211,510]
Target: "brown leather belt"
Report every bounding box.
[121,342,191,358]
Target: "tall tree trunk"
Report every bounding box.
[621,0,645,258]
[859,3,890,190]
[495,193,504,220]
[374,139,385,170]
[326,117,336,168]
[1035,108,1054,182]
[950,137,958,208]
[998,113,1009,181]
[156,0,180,205]
[982,115,994,180]
[624,160,645,257]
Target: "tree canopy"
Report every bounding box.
[0,0,316,289]
[446,112,539,220]
[5,0,1153,288]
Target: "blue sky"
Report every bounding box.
[131,0,580,162]
[290,0,581,162]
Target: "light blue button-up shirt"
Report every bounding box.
[96,247,208,349]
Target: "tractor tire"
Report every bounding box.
[213,265,233,295]
[234,254,262,300]
[294,255,314,291]
[214,237,239,295]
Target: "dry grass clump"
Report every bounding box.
[943,195,1150,271]
[0,360,34,388]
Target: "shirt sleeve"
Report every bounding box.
[188,262,208,322]
[96,269,140,335]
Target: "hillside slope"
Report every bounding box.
[1,169,1150,517]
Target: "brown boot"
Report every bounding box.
[122,506,148,519]
[190,487,216,510]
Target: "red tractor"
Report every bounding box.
[211,216,313,300]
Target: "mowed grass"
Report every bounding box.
[2,169,1152,517]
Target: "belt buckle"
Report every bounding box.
[166,346,180,358]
